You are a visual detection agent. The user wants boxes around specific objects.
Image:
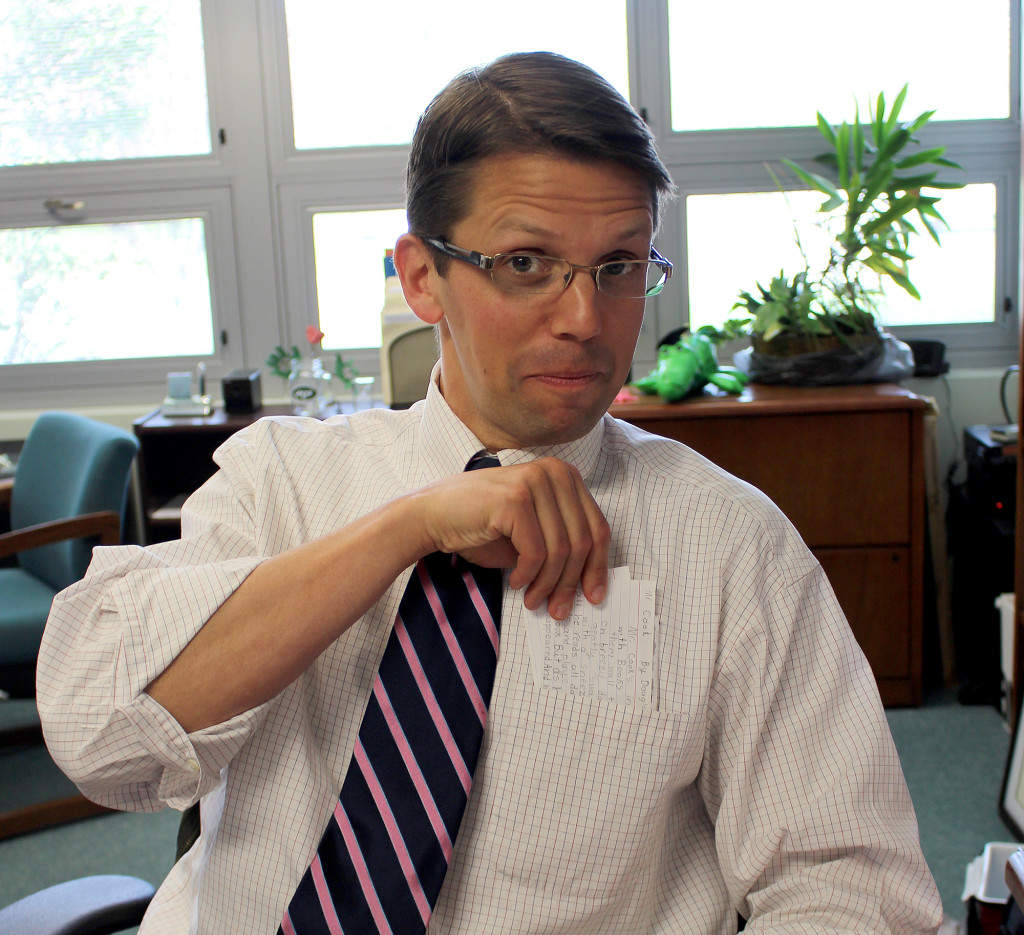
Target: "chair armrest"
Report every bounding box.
[0,874,154,935]
[0,511,120,561]
[1007,849,1024,908]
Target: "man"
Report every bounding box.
[39,52,942,934]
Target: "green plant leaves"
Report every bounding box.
[735,82,964,341]
[896,146,947,169]
[781,159,836,199]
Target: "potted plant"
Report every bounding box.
[727,85,962,384]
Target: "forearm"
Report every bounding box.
[146,495,432,733]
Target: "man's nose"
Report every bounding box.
[549,268,603,340]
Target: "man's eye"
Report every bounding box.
[602,260,635,277]
[503,254,547,275]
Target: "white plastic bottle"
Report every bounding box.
[379,248,425,406]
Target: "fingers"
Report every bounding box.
[514,460,609,620]
[414,457,610,620]
[573,469,611,608]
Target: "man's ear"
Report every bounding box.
[393,233,445,325]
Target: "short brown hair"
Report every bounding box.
[406,52,676,272]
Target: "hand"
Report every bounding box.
[413,457,610,620]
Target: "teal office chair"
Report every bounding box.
[0,412,139,839]
[0,411,139,700]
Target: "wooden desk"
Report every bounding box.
[611,382,928,707]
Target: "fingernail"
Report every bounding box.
[591,585,606,605]
[552,602,569,621]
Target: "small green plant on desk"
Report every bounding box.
[266,326,359,391]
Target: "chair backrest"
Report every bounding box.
[387,325,438,409]
[11,412,139,592]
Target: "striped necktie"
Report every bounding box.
[280,453,502,935]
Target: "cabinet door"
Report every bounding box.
[816,546,912,689]
[641,411,912,548]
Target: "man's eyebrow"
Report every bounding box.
[490,220,553,238]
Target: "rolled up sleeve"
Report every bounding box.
[37,441,274,812]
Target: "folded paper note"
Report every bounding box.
[525,566,658,712]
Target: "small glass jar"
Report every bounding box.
[288,356,332,416]
[352,375,375,411]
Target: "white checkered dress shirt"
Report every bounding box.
[38,378,941,934]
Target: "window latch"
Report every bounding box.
[44,199,86,219]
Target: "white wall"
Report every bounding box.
[906,368,1020,488]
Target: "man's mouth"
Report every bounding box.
[529,371,601,386]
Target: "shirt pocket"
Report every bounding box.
[481,686,700,898]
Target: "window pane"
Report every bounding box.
[668,0,1010,131]
[686,184,996,332]
[882,185,996,327]
[312,210,410,349]
[285,0,630,150]
[0,0,210,166]
[0,219,214,364]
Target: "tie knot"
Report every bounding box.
[465,452,500,472]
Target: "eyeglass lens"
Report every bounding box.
[490,255,665,297]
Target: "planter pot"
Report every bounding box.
[743,326,913,386]
[751,328,880,359]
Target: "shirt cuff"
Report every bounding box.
[130,690,271,809]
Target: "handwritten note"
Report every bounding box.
[525,567,658,712]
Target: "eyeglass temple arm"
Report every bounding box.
[421,236,494,271]
[650,246,673,275]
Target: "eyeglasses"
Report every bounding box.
[422,236,673,299]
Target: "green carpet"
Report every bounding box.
[887,689,1014,918]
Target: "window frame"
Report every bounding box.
[0,185,243,392]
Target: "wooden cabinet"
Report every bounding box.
[133,405,296,543]
[611,383,928,706]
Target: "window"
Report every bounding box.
[0,0,241,400]
[667,1,1011,131]
[282,0,631,151]
[312,210,408,349]
[275,0,632,362]
[655,0,1018,367]
[0,217,214,365]
[0,0,1017,410]
[0,1,211,166]
[685,184,997,332]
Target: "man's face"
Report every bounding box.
[417,153,653,451]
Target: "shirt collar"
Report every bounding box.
[417,362,606,484]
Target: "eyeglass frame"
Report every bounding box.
[420,236,673,298]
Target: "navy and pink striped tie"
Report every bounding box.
[280,453,502,935]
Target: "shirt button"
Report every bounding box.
[185,758,200,773]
